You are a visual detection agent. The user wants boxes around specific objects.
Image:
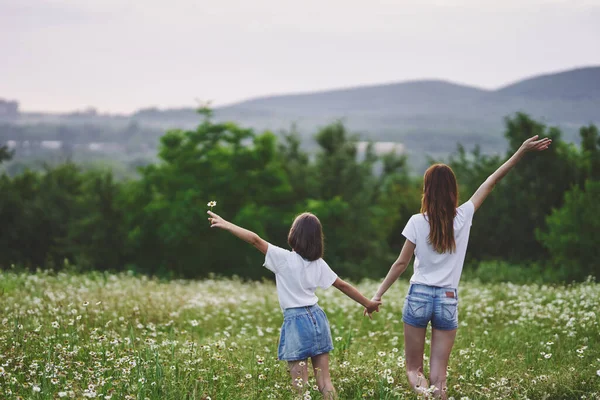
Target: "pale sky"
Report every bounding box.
[1,0,599,113]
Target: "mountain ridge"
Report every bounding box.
[2,66,599,169]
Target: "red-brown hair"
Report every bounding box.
[288,212,324,261]
[421,164,459,253]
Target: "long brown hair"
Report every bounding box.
[288,212,324,261]
[421,164,459,253]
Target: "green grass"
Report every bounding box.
[0,271,599,399]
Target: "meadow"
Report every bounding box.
[0,271,599,399]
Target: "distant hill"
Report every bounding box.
[2,66,600,173]
[211,67,600,153]
[496,67,600,100]
[220,80,488,115]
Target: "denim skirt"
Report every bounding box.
[278,304,334,361]
[402,283,459,331]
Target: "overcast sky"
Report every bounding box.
[1,0,599,113]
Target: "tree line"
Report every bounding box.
[0,110,598,282]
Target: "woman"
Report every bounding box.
[366,135,551,398]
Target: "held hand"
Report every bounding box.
[207,211,228,229]
[363,299,382,320]
[520,135,552,153]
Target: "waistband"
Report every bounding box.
[283,303,322,319]
[409,283,458,299]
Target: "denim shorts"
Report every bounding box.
[402,283,459,330]
[278,304,334,361]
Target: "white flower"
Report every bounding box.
[33,385,41,393]
[58,392,68,398]
[544,353,552,359]
[387,376,394,384]
[596,369,600,377]
[335,336,342,342]
[245,374,252,379]
[258,374,266,380]
[475,369,483,377]
[190,320,199,327]
[207,201,217,208]
[52,321,59,328]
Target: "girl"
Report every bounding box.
[368,135,552,398]
[207,211,381,399]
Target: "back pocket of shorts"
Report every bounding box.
[405,296,429,318]
[441,300,458,321]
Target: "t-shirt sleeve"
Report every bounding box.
[459,200,476,226]
[317,259,338,289]
[402,216,418,244]
[263,244,290,274]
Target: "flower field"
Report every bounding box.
[0,271,599,399]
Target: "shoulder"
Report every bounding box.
[314,258,338,288]
[264,244,293,270]
[316,257,330,268]
[455,200,475,226]
[267,243,292,256]
[457,200,475,217]
[409,213,427,225]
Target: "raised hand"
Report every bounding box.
[520,135,552,153]
[207,211,229,229]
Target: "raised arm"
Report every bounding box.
[208,211,268,254]
[332,278,382,318]
[469,135,552,211]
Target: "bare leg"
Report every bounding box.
[429,328,457,399]
[288,359,309,395]
[311,353,336,399]
[404,323,429,394]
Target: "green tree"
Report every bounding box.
[0,164,83,269]
[303,122,409,277]
[448,114,580,262]
[68,171,128,270]
[125,112,296,278]
[580,124,600,181]
[0,170,38,268]
[537,180,600,280]
[0,145,13,165]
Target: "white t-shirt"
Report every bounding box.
[402,200,475,289]
[263,244,338,310]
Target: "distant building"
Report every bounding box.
[0,99,19,117]
[357,141,405,155]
